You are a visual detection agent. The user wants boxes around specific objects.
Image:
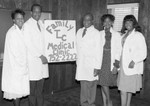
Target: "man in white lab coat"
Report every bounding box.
[76,13,103,106]
[23,4,49,106]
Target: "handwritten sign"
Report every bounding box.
[44,20,77,63]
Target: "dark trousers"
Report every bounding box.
[28,79,44,106]
[80,80,97,106]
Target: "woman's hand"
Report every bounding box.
[112,67,118,74]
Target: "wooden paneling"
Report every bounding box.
[138,0,150,100]
[44,62,78,94]
[52,0,92,30]
[45,0,107,94]
[0,0,52,11]
[91,0,107,30]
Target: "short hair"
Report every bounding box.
[121,15,141,34]
[11,9,25,20]
[83,13,94,21]
[101,14,115,23]
[31,4,42,12]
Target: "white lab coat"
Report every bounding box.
[2,25,29,95]
[122,29,147,75]
[75,25,103,81]
[23,17,49,80]
[100,28,122,71]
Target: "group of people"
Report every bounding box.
[2,4,49,106]
[75,13,147,106]
[1,3,147,106]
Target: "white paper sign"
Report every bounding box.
[44,20,77,63]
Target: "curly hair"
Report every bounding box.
[11,9,25,20]
[101,14,115,23]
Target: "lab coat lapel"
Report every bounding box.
[123,29,135,48]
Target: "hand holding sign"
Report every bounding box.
[40,55,48,64]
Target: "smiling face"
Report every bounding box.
[103,17,113,29]
[13,13,24,29]
[31,6,41,21]
[125,20,134,31]
[83,14,93,28]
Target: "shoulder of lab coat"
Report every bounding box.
[131,31,147,63]
[23,18,42,57]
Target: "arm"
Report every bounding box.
[94,31,103,69]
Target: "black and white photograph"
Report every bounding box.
[0,0,149,106]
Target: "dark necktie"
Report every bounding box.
[82,28,87,37]
[37,22,41,31]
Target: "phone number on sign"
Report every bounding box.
[48,53,77,62]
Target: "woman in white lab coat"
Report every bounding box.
[2,9,29,106]
[117,15,147,106]
[98,14,122,106]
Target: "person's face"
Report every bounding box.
[125,20,134,31]
[31,6,41,21]
[13,13,24,29]
[103,18,113,29]
[83,15,93,28]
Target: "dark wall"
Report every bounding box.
[52,0,92,30]
[138,0,150,100]
[0,0,52,11]
[91,0,107,30]
[52,0,107,30]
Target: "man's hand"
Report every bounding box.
[112,67,118,74]
[39,55,48,64]
[128,60,135,69]
[94,69,100,77]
